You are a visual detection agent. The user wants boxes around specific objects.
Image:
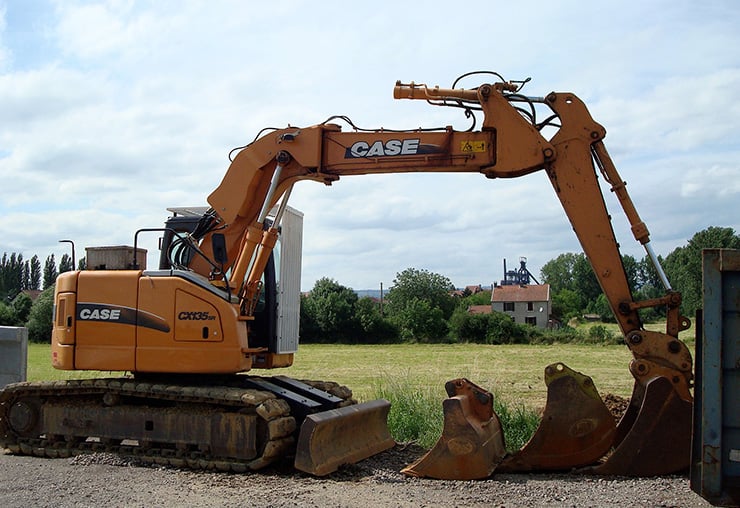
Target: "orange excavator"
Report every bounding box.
[0,71,692,479]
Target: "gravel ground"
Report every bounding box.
[0,445,712,508]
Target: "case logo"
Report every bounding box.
[76,302,170,332]
[79,307,121,320]
[346,139,423,158]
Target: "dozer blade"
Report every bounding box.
[294,398,395,476]
[583,375,692,476]
[497,363,616,472]
[401,378,506,480]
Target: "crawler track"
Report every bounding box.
[0,377,353,472]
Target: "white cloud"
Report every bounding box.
[0,0,738,290]
[681,165,740,198]
[0,5,8,70]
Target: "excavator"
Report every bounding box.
[0,71,693,479]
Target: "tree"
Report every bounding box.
[43,254,57,290]
[385,268,455,342]
[621,254,640,291]
[636,254,664,296]
[541,252,598,320]
[59,253,74,273]
[12,292,33,325]
[459,290,493,307]
[542,251,645,320]
[386,268,456,319]
[22,259,30,290]
[550,288,583,321]
[300,277,360,342]
[27,286,56,343]
[589,293,614,322]
[571,253,601,305]
[389,297,447,342]
[663,226,740,317]
[29,255,42,290]
[540,253,580,293]
[448,309,489,343]
[630,254,667,321]
[354,297,398,343]
[0,252,24,300]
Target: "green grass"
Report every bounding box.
[26,345,105,381]
[27,341,637,409]
[371,373,443,449]
[279,342,636,410]
[494,397,541,453]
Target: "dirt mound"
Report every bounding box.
[603,393,629,422]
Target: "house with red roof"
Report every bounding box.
[491,284,551,328]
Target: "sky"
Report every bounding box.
[0,0,738,291]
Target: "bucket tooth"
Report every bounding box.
[401,378,506,480]
[294,399,395,476]
[497,363,616,472]
[582,375,692,476]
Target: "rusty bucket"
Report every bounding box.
[583,374,692,476]
[497,363,616,472]
[401,378,506,480]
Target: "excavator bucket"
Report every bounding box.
[497,363,616,472]
[293,399,395,476]
[583,375,692,476]
[401,378,506,480]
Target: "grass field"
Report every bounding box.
[26,341,640,410]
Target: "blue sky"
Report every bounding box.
[1,0,738,290]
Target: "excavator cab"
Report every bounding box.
[158,208,278,351]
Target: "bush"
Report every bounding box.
[0,302,15,326]
[485,313,527,344]
[585,324,621,345]
[389,297,449,343]
[12,293,33,324]
[447,310,490,343]
[448,311,528,344]
[26,286,55,343]
[354,297,400,343]
[526,325,583,345]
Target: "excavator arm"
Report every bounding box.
[187,73,693,478]
[195,76,692,382]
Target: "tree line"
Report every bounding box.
[2,226,737,345]
[0,253,77,342]
[301,226,740,344]
[0,252,77,299]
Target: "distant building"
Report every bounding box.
[467,305,492,315]
[451,284,487,298]
[21,289,42,301]
[491,284,551,328]
[465,285,483,295]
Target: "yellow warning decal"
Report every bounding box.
[460,141,486,153]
